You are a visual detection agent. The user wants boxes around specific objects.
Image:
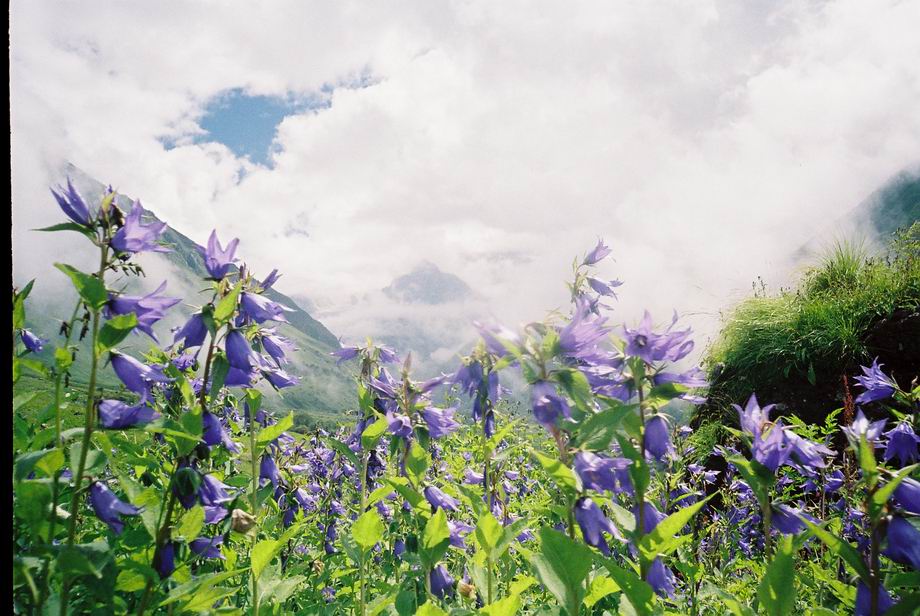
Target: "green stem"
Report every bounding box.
[359,450,369,616]
[250,406,260,616]
[60,245,108,616]
[136,489,178,616]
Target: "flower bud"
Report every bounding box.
[230,508,257,533]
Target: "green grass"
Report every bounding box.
[700,224,920,423]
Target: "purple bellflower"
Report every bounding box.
[583,239,612,265]
[110,201,168,254]
[883,422,920,467]
[98,399,160,429]
[20,329,48,353]
[240,292,290,323]
[854,359,898,404]
[51,178,92,225]
[197,230,239,280]
[107,281,180,341]
[89,482,141,534]
[110,352,171,398]
[574,451,631,493]
[531,381,571,427]
[424,486,459,512]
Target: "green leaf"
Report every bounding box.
[34,448,66,477]
[415,603,448,616]
[176,505,205,542]
[480,594,522,615]
[406,441,430,486]
[35,222,94,237]
[361,417,389,450]
[423,508,451,550]
[757,535,796,616]
[597,557,655,616]
[325,436,359,467]
[532,450,576,492]
[638,495,711,560]
[68,442,107,480]
[802,520,871,584]
[56,540,110,579]
[874,464,918,507]
[573,403,638,450]
[529,527,593,615]
[352,509,385,551]
[250,539,279,580]
[96,313,138,355]
[475,512,505,555]
[213,281,242,324]
[54,263,108,310]
[584,574,620,608]
[256,412,294,453]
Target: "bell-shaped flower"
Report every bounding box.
[263,366,299,389]
[574,497,624,555]
[260,454,283,488]
[240,292,290,323]
[583,239,612,265]
[386,412,413,439]
[89,482,141,534]
[202,411,240,453]
[110,201,168,254]
[771,503,816,535]
[196,230,239,280]
[260,329,295,366]
[892,477,920,515]
[107,281,180,341]
[645,414,673,461]
[854,358,898,404]
[574,451,631,493]
[883,516,920,570]
[110,352,171,397]
[647,558,676,598]
[421,406,460,439]
[843,410,888,448]
[155,541,176,579]
[190,535,224,559]
[883,422,920,467]
[20,329,48,353]
[424,486,459,512]
[531,381,571,427]
[448,520,474,548]
[98,399,160,429]
[430,564,455,599]
[855,581,897,616]
[173,312,208,350]
[50,178,92,225]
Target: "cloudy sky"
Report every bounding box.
[11,0,920,354]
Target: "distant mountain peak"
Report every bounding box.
[383,261,472,305]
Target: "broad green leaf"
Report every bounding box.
[352,509,385,551]
[597,557,655,616]
[361,417,389,450]
[532,450,576,492]
[638,496,711,560]
[529,527,593,615]
[96,313,137,355]
[54,263,108,310]
[480,594,522,615]
[213,281,242,323]
[406,441,429,486]
[573,404,638,450]
[584,574,620,608]
[757,535,796,616]
[416,603,448,616]
[176,505,205,542]
[250,539,279,579]
[475,512,505,554]
[256,412,294,452]
[423,508,451,550]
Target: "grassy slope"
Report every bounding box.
[698,224,920,426]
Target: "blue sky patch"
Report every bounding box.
[193,89,329,166]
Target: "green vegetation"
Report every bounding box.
[700,223,920,424]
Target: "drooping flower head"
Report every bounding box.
[89,482,141,534]
[573,451,631,493]
[531,380,571,427]
[883,422,920,467]
[574,497,624,555]
[583,239,612,265]
[107,281,180,341]
[110,352,171,398]
[20,329,48,353]
[98,399,160,429]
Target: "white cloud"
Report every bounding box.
[11,0,920,359]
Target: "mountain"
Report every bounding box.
[383,261,473,304]
[861,167,920,238]
[19,165,357,426]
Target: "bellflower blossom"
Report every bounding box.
[173,312,208,350]
[240,292,290,323]
[843,410,888,448]
[20,329,48,353]
[197,230,239,280]
[424,486,459,512]
[89,482,141,534]
[110,201,168,254]
[583,239,612,265]
[853,359,898,404]
[622,311,694,364]
[883,422,920,466]
[574,497,624,555]
[51,178,92,225]
[110,352,171,398]
[644,414,674,461]
[574,451,631,493]
[107,281,180,341]
[429,565,455,600]
[190,535,224,559]
[98,399,160,429]
[531,381,571,427]
[421,406,461,438]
